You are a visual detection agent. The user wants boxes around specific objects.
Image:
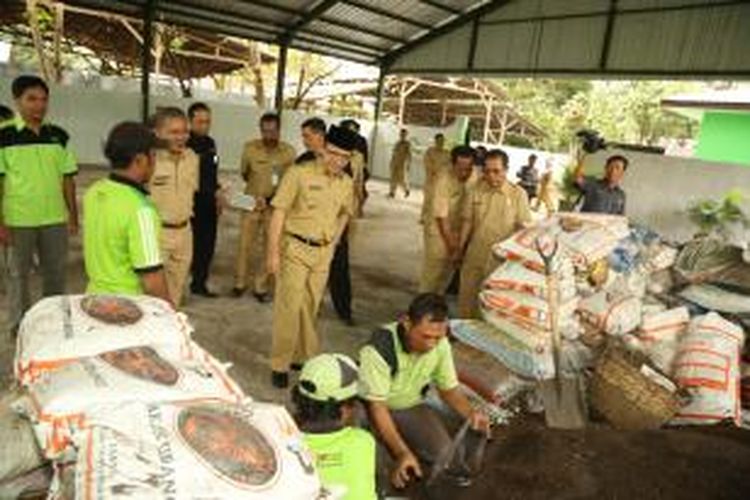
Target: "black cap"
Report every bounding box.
[326,125,358,152]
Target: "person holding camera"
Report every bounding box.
[573,153,628,215]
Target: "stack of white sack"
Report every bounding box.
[577,290,642,336]
[72,399,321,500]
[635,307,690,373]
[670,312,745,427]
[484,260,577,302]
[15,295,195,385]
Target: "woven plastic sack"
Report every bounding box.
[74,399,322,500]
[0,390,46,483]
[577,290,642,336]
[484,261,576,301]
[15,295,194,384]
[637,307,690,373]
[480,290,578,331]
[671,313,745,426]
[452,317,555,380]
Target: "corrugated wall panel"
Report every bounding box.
[483,0,605,22]
[391,25,473,71]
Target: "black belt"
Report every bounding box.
[163,220,189,229]
[289,233,326,247]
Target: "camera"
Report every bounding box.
[576,129,607,154]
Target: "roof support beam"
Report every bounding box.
[312,18,409,44]
[275,43,288,112]
[282,0,342,43]
[599,0,618,70]
[417,0,461,15]
[141,0,156,123]
[467,17,480,70]
[340,0,432,30]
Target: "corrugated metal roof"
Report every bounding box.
[57,0,750,78]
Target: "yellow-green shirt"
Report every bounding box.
[0,117,77,227]
[359,322,459,410]
[83,175,162,294]
[303,427,377,500]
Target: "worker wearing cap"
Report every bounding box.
[457,149,530,318]
[83,122,170,304]
[358,293,490,490]
[292,353,377,500]
[234,112,296,303]
[421,133,451,224]
[149,107,199,307]
[419,145,476,294]
[388,128,411,199]
[266,125,356,389]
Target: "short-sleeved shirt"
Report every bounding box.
[83,175,162,295]
[429,170,476,235]
[0,117,77,227]
[240,139,296,200]
[187,133,219,197]
[577,176,626,215]
[463,180,531,268]
[272,160,354,243]
[423,146,451,187]
[148,149,199,225]
[303,427,377,500]
[390,140,411,169]
[359,322,459,410]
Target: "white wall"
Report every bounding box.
[585,150,750,242]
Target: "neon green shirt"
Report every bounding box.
[359,322,459,410]
[0,117,77,227]
[83,175,162,294]
[303,427,377,500]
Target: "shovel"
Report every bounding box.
[535,237,588,429]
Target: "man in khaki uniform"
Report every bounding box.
[233,113,296,302]
[421,133,451,223]
[419,146,476,294]
[458,149,531,318]
[266,125,357,389]
[388,128,411,198]
[150,107,199,307]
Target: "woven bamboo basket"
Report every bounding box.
[590,344,684,430]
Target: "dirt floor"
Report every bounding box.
[2,167,750,499]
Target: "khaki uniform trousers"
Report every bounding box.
[271,236,334,371]
[418,228,455,294]
[161,225,193,306]
[458,253,498,319]
[389,163,410,196]
[235,208,271,294]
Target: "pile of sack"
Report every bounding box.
[1,295,323,499]
[451,211,750,429]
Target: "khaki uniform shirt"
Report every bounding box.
[423,146,451,187]
[350,150,366,206]
[149,149,199,224]
[390,140,411,170]
[429,170,476,235]
[462,179,531,266]
[240,139,296,200]
[272,160,354,244]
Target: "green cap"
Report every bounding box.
[298,353,359,402]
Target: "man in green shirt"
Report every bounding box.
[359,293,490,490]
[292,353,377,500]
[0,76,78,335]
[83,122,170,304]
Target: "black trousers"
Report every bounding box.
[191,194,218,291]
[328,228,352,320]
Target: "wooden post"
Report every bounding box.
[154,23,163,81]
[53,1,64,82]
[483,98,493,143]
[27,0,51,82]
[141,0,156,123]
[274,43,288,112]
[397,81,407,126]
[440,99,448,126]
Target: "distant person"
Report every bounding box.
[292,353,377,499]
[458,149,530,318]
[419,146,476,294]
[83,122,170,304]
[359,293,490,490]
[233,113,296,302]
[573,153,628,215]
[516,153,539,201]
[473,145,488,170]
[421,133,451,224]
[266,125,356,389]
[388,128,411,199]
[150,107,199,306]
[0,75,78,336]
[341,119,368,215]
[297,117,327,164]
[187,102,222,298]
[0,105,13,125]
[534,161,556,214]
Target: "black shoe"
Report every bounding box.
[253,292,271,304]
[192,287,218,298]
[405,190,410,198]
[290,363,303,372]
[271,371,289,389]
[231,287,246,298]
